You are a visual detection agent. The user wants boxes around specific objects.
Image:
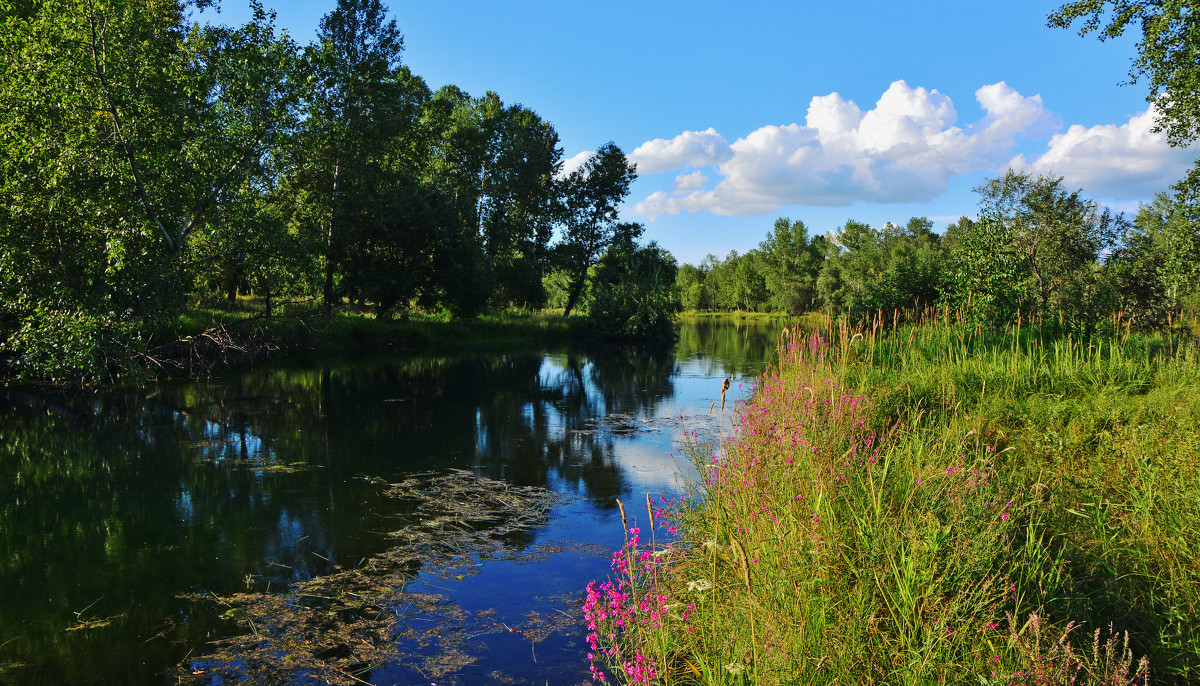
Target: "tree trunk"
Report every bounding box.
[563,272,587,317]
[323,161,341,316]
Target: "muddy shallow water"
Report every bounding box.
[0,319,784,685]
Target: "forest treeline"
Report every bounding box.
[0,0,676,381]
[4,0,1200,383]
[679,174,1200,334]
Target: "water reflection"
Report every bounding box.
[0,319,787,684]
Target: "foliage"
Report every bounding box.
[857,217,947,317]
[939,171,1125,331]
[557,143,639,317]
[1116,192,1200,325]
[758,218,823,314]
[0,0,649,380]
[587,236,680,340]
[946,215,1030,328]
[1050,0,1200,197]
[675,263,712,311]
[0,0,301,380]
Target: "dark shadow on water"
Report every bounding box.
[0,319,786,684]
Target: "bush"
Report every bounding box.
[587,239,680,340]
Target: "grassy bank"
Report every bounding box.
[584,319,1200,684]
[677,310,824,325]
[133,306,590,377]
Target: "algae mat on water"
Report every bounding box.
[177,469,597,685]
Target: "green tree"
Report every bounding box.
[759,217,822,313]
[476,98,562,308]
[1050,0,1200,197]
[417,88,561,309]
[945,218,1029,328]
[675,263,712,311]
[859,217,947,315]
[706,249,768,311]
[944,171,1122,328]
[296,0,408,314]
[1112,191,1200,326]
[977,170,1122,319]
[0,0,301,379]
[556,143,638,317]
[588,235,680,339]
[816,219,881,313]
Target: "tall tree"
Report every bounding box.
[299,0,407,314]
[975,170,1122,318]
[1111,191,1200,326]
[418,88,562,308]
[759,217,822,313]
[479,102,562,308]
[556,143,637,316]
[816,219,881,313]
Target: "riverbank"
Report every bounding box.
[584,320,1200,684]
[102,307,590,379]
[144,308,818,378]
[677,310,823,324]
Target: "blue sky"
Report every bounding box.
[202,0,1197,264]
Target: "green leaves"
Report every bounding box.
[557,142,638,316]
[0,0,305,379]
[951,170,1122,328]
[588,236,680,340]
[1050,0,1200,196]
[759,218,821,314]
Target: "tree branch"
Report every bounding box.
[85,0,176,253]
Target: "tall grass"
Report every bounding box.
[584,316,1200,684]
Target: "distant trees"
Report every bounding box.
[679,169,1197,334]
[759,218,823,313]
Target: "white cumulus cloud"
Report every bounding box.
[631,80,1059,219]
[674,170,708,191]
[1012,104,1195,199]
[628,127,733,174]
[558,150,594,178]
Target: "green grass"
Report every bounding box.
[678,310,821,324]
[584,318,1200,685]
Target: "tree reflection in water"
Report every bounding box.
[0,319,787,684]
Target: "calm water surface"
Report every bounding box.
[0,320,785,685]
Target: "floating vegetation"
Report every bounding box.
[576,412,658,436]
[0,661,29,677]
[188,450,321,472]
[65,614,124,632]
[193,458,322,474]
[509,592,585,644]
[178,469,574,685]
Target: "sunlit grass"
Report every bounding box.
[585,315,1199,684]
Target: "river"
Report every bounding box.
[0,318,785,685]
